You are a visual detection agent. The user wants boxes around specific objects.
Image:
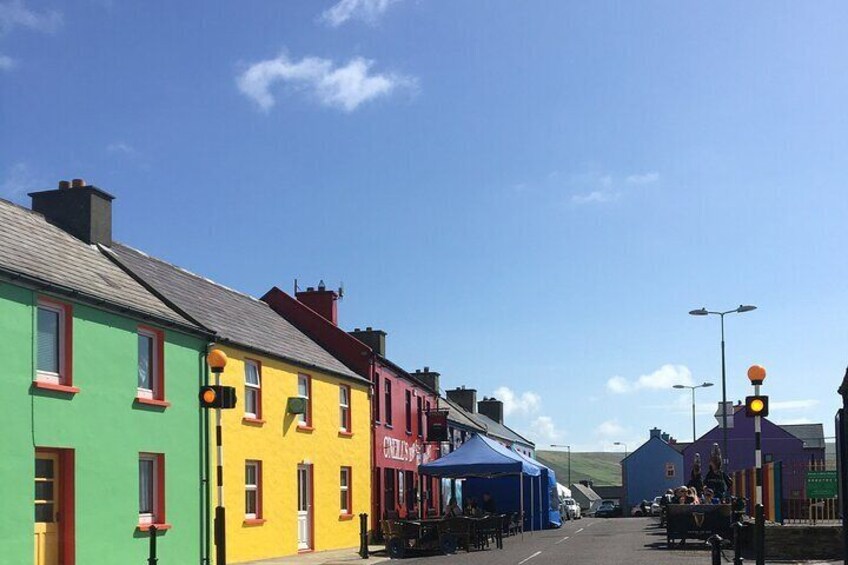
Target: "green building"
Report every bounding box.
[0,183,211,565]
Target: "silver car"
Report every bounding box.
[560,497,581,520]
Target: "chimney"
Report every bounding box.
[478,397,504,424]
[295,281,339,325]
[29,179,115,245]
[348,327,386,357]
[414,366,440,394]
[446,386,477,414]
[649,427,662,439]
[661,432,670,442]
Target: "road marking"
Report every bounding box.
[585,521,595,528]
[575,527,584,534]
[518,551,542,565]
[554,536,570,545]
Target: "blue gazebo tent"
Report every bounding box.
[418,434,540,535]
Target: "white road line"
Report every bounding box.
[554,536,570,545]
[585,521,595,527]
[518,551,542,565]
[575,527,584,534]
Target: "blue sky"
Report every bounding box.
[2,0,847,452]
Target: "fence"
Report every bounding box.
[732,461,783,522]
[781,459,838,525]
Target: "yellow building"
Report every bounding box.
[109,245,372,563]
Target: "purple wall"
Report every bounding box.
[682,408,825,500]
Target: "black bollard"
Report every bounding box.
[148,525,158,565]
[707,534,723,565]
[359,513,369,559]
[732,521,745,565]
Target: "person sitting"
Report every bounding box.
[445,497,461,517]
[482,492,497,514]
[685,487,701,505]
[702,487,717,505]
[468,500,484,518]
[674,486,688,503]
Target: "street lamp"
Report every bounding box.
[689,304,756,467]
[550,444,571,485]
[613,441,628,459]
[207,348,229,565]
[673,382,714,442]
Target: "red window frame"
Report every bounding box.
[136,325,167,407]
[244,460,265,525]
[243,358,264,424]
[33,297,77,394]
[340,466,353,518]
[384,379,393,427]
[297,373,313,430]
[138,452,168,531]
[405,390,412,434]
[339,384,352,435]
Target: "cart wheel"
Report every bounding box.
[439,534,458,554]
[388,537,407,559]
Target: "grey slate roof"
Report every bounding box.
[781,423,826,450]
[440,396,487,433]
[473,412,535,449]
[106,243,364,383]
[0,199,201,331]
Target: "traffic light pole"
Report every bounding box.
[214,367,227,565]
[753,379,764,565]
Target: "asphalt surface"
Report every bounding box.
[401,517,713,565]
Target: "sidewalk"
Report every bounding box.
[239,546,389,565]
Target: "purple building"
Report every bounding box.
[682,404,825,500]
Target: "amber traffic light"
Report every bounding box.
[745,395,768,417]
[199,385,237,409]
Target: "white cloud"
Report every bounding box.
[0,53,13,70]
[107,141,138,156]
[1,162,39,198]
[606,364,694,394]
[237,52,416,113]
[770,399,819,411]
[320,0,399,27]
[493,386,541,417]
[626,172,660,185]
[596,419,625,438]
[528,416,565,443]
[572,190,617,204]
[0,0,62,35]
[777,417,814,425]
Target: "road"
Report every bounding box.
[402,517,713,565]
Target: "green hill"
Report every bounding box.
[536,451,623,486]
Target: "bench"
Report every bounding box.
[665,504,733,548]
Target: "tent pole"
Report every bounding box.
[520,472,524,540]
[539,475,543,531]
[531,474,535,535]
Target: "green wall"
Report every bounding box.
[0,281,206,564]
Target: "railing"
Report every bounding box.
[782,459,838,525]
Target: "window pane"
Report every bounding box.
[35,481,54,501]
[138,334,153,389]
[298,376,308,398]
[35,458,54,479]
[35,503,54,523]
[139,459,154,514]
[246,463,256,485]
[246,490,257,515]
[245,362,259,386]
[37,307,60,374]
[340,469,348,487]
[245,389,257,415]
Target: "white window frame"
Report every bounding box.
[139,454,158,525]
[137,329,159,400]
[244,360,261,419]
[36,301,65,384]
[297,374,310,426]
[245,461,260,519]
[665,463,676,478]
[340,467,351,514]
[339,385,350,432]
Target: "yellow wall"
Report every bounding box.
[212,346,371,564]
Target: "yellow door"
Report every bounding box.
[34,453,60,565]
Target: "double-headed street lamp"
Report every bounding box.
[550,444,571,486]
[689,304,756,467]
[613,441,628,459]
[673,381,714,442]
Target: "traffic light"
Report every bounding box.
[199,385,237,409]
[745,395,769,418]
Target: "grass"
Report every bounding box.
[535,451,624,486]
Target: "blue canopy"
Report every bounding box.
[418,434,541,478]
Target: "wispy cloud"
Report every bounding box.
[0,0,62,35]
[626,172,660,185]
[0,52,13,70]
[770,399,819,411]
[776,417,814,425]
[107,141,139,157]
[1,162,40,199]
[607,364,694,394]
[237,52,416,112]
[320,0,400,27]
[596,419,626,438]
[572,190,617,204]
[527,416,565,443]
[493,386,541,417]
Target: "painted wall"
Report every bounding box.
[621,436,684,511]
[0,281,205,565]
[212,346,371,564]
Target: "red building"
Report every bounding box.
[262,284,441,535]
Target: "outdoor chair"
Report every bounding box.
[474,515,503,549]
[438,516,473,554]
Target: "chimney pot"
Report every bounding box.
[366,326,372,331]
[318,280,326,290]
[71,178,86,188]
[58,180,71,190]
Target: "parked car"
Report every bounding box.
[595,500,617,518]
[561,497,581,520]
[631,499,651,517]
[651,496,663,516]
